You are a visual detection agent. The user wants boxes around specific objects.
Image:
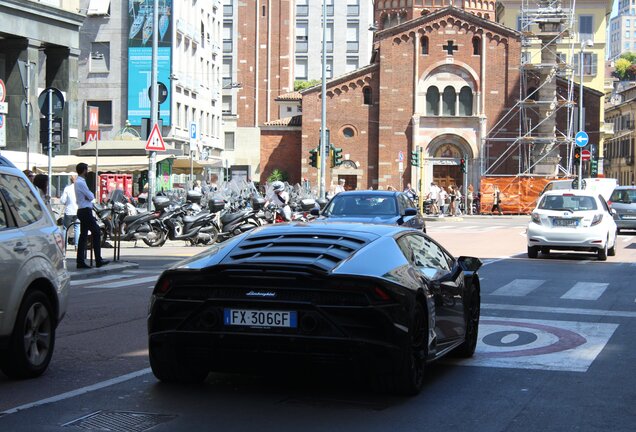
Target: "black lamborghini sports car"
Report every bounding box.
[148,222,481,395]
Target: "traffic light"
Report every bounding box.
[40,117,63,154]
[411,150,420,167]
[332,146,343,167]
[309,148,318,168]
[460,158,466,173]
[590,158,598,178]
[573,147,581,165]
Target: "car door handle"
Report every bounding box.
[13,243,27,252]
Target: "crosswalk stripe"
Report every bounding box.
[491,279,545,296]
[71,273,130,286]
[86,276,158,289]
[561,282,609,301]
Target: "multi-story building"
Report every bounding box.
[293,0,374,83]
[78,0,224,182]
[605,85,636,185]
[497,0,614,176]
[609,0,636,61]
[0,0,83,170]
[221,0,295,182]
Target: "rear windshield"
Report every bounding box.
[609,189,636,204]
[538,194,598,212]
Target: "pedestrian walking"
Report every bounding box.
[428,182,440,215]
[75,162,109,269]
[467,184,474,215]
[60,175,80,250]
[448,185,457,216]
[491,185,503,215]
[454,187,462,216]
[33,174,55,215]
[334,178,346,195]
[23,169,36,182]
[404,183,417,202]
[438,186,448,217]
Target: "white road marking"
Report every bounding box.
[86,275,158,289]
[622,236,634,243]
[0,368,151,417]
[491,279,545,296]
[483,303,636,318]
[71,273,130,287]
[561,282,609,301]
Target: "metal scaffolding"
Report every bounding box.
[483,0,577,177]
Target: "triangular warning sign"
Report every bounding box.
[145,123,166,151]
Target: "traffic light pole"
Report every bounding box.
[578,47,584,190]
[418,146,424,214]
[47,88,53,201]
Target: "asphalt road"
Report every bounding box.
[1,217,635,431]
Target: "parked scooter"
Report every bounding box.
[162,191,219,245]
[110,191,168,247]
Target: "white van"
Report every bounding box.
[540,178,618,202]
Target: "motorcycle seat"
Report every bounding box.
[183,212,211,224]
[123,213,149,223]
[221,210,249,225]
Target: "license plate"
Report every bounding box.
[224,309,297,328]
[553,219,578,227]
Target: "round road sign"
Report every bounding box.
[38,87,65,117]
[0,79,6,102]
[148,82,168,105]
[581,149,591,161]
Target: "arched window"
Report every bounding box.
[459,87,473,116]
[421,36,429,55]
[443,86,456,116]
[426,86,440,116]
[472,37,481,55]
[382,15,390,30]
[363,87,373,105]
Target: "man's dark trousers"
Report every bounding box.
[77,207,102,263]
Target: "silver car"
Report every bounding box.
[0,156,70,378]
[609,186,636,233]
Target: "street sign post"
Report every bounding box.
[189,122,198,182]
[145,123,166,151]
[38,88,65,198]
[575,131,588,189]
[581,149,591,161]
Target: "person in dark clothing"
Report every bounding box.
[75,163,109,269]
[491,185,503,215]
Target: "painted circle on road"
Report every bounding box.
[479,319,587,358]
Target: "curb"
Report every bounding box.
[68,260,139,281]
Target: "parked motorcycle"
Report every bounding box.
[110,191,168,247]
[162,191,219,245]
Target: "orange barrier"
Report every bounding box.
[479,176,562,215]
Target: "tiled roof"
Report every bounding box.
[275,91,302,101]
[263,115,302,127]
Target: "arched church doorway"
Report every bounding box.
[432,144,464,188]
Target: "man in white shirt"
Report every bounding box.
[60,175,79,249]
[75,163,108,269]
[427,182,440,215]
[334,178,346,195]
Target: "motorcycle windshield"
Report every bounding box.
[109,189,126,204]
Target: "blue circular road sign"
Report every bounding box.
[575,131,589,148]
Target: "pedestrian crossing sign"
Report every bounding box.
[145,123,166,151]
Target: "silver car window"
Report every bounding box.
[0,197,7,229]
[0,174,44,227]
[400,234,451,279]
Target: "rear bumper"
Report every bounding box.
[527,224,607,249]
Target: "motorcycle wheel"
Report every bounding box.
[173,219,184,238]
[143,225,167,247]
[202,226,219,245]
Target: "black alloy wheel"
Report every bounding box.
[454,286,480,358]
[143,224,167,247]
[0,290,55,379]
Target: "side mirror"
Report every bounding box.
[310,208,320,216]
[458,256,482,272]
[404,208,417,217]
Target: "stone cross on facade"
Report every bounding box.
[443,40,458,55]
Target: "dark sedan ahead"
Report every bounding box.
[313,190,426,232]
[148,222,481,395]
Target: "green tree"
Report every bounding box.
[620,52,636,63]
[615,58,631,80]
[294,80,321,91]
[267,169,288,183]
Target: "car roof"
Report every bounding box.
[244,220,409,239]
[331,190,400,197]
[542,189,598,197]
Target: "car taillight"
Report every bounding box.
[153,277,172,297]
[591,214,603,226]
[54,231,65,254]
[607,200,612,207]
[531,212,541,225]
[369,286,394,303]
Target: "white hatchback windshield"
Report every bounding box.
[538,194,597,212]
[324,195,397,216]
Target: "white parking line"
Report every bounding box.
[483,303,636,318]
[86,276,158,289]
[622,236,634,243]
[71,274,131,286]
[0,368,151,417]
[561,282,609,301]
[491,279,545,296]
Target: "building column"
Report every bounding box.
[455,91,460,116]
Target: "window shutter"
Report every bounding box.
[591,54,598,76]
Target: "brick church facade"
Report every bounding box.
[260,4,600,192]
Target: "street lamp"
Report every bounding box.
[578,39,593,189]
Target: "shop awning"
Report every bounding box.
[33,155,175,175]
[171,156,224,174]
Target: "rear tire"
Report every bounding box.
[143,225,167,247]
[0,290,55,379]
[149,340,209,384]
[608,234,617,257]
[374,302,427,396]
[527,246,539,259]
[597,240,608,261]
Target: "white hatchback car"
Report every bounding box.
[0,156,70,378]
[527,189,618,261]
